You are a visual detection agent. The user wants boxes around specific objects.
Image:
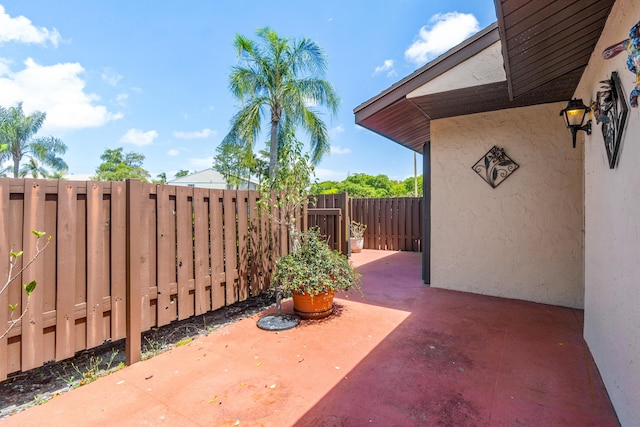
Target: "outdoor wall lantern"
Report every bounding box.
[560,98,592,148]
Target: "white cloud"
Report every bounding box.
[405,12,480,66]
[373,59,396,77]
[115,93,128,106]
[101,68,123,87]
[173,128,215,139]
[0,57,123,131]
[0,58,12,75]
[119,128,158,146]
[330,145,351,155]
[0,5,61,47]
[167,148,180,156]
[329,125,344,138]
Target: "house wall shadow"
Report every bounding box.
[293,251,616,426]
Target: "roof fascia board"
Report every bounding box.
[354,23,500,121]
[494,0,514,100]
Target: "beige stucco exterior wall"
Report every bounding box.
[573,0,640,424]
[430,103,584,308]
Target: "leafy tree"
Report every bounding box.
[310,180,339,194]
[153,172,167,184]
[257,131,314,315]
[390,182,408,197]
[93,147,151,182]
[213,141,255,189]
[340,181,378,198]
[0,102,67,178]
[402,175,423,196]
[311,173,424,197]
[223,27,339,179]
[174,169,190,179]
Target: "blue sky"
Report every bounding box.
[0,1,497,182]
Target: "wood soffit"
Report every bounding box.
[354,0,616,152]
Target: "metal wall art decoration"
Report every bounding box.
[471,146,519,188]
[602,20,640,107]
[593,72,629,169]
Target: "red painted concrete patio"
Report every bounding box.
[2,250,618,426]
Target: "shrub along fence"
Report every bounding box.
[0,178,304,380]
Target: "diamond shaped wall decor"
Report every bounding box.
[471,146,519,188]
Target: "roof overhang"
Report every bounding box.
[354,0,616,152]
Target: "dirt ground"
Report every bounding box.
[0,293,275,418]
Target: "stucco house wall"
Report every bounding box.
[430,103,584,308]
[573,0,640,424]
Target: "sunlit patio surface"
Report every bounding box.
[3,250,618,426]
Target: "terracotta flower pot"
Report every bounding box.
[292,290,335,319]
[350,237,364,253]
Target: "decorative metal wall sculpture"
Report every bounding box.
[472,146,519,188]
[593,72,629,169]
[602,20,640,107]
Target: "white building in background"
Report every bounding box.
[167,168,258,190]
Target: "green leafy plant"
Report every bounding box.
[272,227,360,297]
[55,349,124,390]
[256,133,316,314]
[142,336,166,360]
[257,131,314,239]
[1,230,51,340]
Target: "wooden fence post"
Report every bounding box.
[0,180,9,381]
[21,179,46,371]
[55,181,78,361]
[341,192,349,256]
[126,179,142,365]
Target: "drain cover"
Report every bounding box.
[256,314,300,331]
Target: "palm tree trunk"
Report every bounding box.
[269,119,279,178]
[12,157,19,178]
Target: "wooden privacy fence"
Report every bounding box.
[306,194,423,253]
[0,178,296,379]
[308,193,349,255]
[0,181,421,379]
[349,197,423,252]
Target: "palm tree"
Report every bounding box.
[20,157,51,178]
[223,27,339,178]
[0,102,67,178]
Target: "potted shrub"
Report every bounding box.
[349,221,367,253]
[272,227,361,319]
